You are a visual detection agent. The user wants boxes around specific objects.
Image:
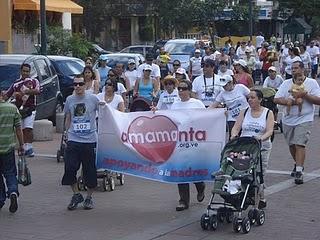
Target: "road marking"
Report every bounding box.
[35,154,57,158]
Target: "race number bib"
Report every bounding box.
[230,107,241,118]
[163,96,176,104]
[73,119,91,133]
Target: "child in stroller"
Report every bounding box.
[200,137,265,234]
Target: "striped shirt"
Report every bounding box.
[0,100,21,154]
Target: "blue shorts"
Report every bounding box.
[62,141,97,189]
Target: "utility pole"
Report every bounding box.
[249,0,253,41]
[40,0,47,55]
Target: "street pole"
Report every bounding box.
[40,0,47,55]
[249,0,253,41]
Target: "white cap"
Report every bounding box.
[245,46,252,53]
[220,75,233,86]
[234,59,247,68]
[176,67,186,75]
[128,59,135,64]
[268,66,277,72]
[143,64,152,71]
[195,49,201,53]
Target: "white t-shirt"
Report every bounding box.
[189,56,203,76]
[171,98,205,110]
[156,89,180,110]
[96,93,124,110]
[284,56,302,75]
[137,63,161,79]
[307,46,320,65]
[192,74,223,107]
[263,75,284,89]
[275,78,320,125]
[300,52,311,69]
[236,47,246,59]
[218,69,234,77]
[125,69,138,90]
[256,35,265,48]
[215,84,250,121]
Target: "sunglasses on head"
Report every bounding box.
[178,86,189,91]
[73,82,85,87]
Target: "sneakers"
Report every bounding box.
[9,192,18,213]
[176,202,189,211]
[258,200,267,209]
[290,164,296,177]
[67,193,84,210]
[83,197,94,210]
[25,148,35,157]
[295,171,304,185]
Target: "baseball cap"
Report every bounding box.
[195,49,201,53]
[220,75,233,87]
[99,54,108,61]
[234,59,247,68]
[143,64,152,71]
[268,66,277,72]
[128,59,135,64]
[245,46,252,53]
[176,67,186,75]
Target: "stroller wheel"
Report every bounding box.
[108,177,115,191]
[226,211,234,223]
[209,214,218,231]
[217,210,224,223]
[232,217,241,233]
[118,174,125,185]
[280,120,283,133]
[102,177,108,192]
[256,210,265,226]
[200,213,210,230]
[241,217,251,234]
[248,209,257,225]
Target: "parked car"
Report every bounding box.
[119,45,153,57]
[92,43,113,55]
[94,53,145,69]
[0,54,62,121]
[151,39,169,58]
[164,39,196,72]
[48,55,85,100]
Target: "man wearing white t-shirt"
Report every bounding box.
[307,41,320,79]
[189,49,203,81]
[274,61,320,184]
[192,59,222,107]
[263,66,284,89]
[256,33,265,49]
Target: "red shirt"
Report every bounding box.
[6,78,40,108]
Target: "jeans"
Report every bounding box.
[0,149,19,205]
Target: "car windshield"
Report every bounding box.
[0,60,23,90]
[54,59,84,76]
[164,42,194,55]
[106,56,136,69]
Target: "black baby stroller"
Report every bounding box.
[260,87,283,137]
[130,96,152,112]
[200,137,265,234]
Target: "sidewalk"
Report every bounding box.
[0,117,320,240]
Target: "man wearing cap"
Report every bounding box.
[192,59,222,107]
[307,40,320,79]
[137,53,161,84]
[189,49,203,81]
[263,66,284,89]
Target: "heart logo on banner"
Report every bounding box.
[127,116,178,164]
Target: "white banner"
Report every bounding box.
[96,105,226,183]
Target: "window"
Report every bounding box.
[35,59,51,81]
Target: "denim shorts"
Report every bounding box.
[62,141,97,189]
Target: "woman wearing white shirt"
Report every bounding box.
[97,79,125,111]
[263,66,284,90]
[299,45,311,76]
[284,47,301,79]
[210,75,250,139]
[231,89,274,209]
[154,76,180,110]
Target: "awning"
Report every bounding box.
[13,0,83,14]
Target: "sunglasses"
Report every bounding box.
[164,82,174,86]
[108,74,116,77]
[173,64,180,67]
[204,64,213,68]
[73,82,85,87]
[178,86,189,91]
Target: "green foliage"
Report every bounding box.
[47,26,93,59]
